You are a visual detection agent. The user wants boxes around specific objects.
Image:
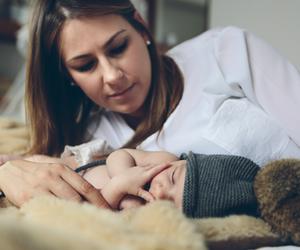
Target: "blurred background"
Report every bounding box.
[0,0,300,122]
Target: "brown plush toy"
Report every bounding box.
[254,158,300,245]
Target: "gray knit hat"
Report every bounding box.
[181,153,260,218]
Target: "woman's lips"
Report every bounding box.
[108,84,134,99]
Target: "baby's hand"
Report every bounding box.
[115,163,170,202]
[102,163,170,209]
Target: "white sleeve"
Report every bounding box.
[61,139,113,165]
[216,27,300,146]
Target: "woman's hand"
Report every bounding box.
[24,154,78,170]
[0,154,22,166]
[0,159,110,208]
[101,163,170,209]
[0,154,68,167]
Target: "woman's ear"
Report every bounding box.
[133,11,150,43]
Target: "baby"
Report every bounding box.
[79,149,260,218]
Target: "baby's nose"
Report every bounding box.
[149,182,168,200]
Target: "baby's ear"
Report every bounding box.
[254,159,300,245]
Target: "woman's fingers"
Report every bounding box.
[60,169,111,209]
[47,176,83,203]
[27,162,81,203]
[7,187,52,207]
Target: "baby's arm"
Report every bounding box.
[106,149,136,177]
[106,149,178,177]
[82,166,110,189]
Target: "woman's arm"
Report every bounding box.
[245,30,300,146]
[216,27,300,146]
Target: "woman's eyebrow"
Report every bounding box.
[103,29,127,49]
[67,29,127,63]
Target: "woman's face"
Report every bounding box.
[60,14,151,118]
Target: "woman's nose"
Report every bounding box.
[102,60,124,85]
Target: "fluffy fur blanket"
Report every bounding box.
[0,117,29,154]
[0,117,286,249]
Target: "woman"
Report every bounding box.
[1,0,300,207]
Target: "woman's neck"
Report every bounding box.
[119,105,146,130]
[121,114,144,130]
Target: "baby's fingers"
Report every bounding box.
[137,188,155,202]
[145,163,170,178]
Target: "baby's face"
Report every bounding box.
[148,160,186,209]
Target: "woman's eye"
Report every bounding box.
[109,40,128,56]
[76,61,95,72]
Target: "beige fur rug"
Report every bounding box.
[0,196,283,250]
[0,117,29,154]
[0,117,286,250]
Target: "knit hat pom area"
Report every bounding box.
[181,153,260,218]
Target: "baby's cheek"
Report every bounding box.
[174,198,183,210]
[119,196,145,210]
[174,182,185,210]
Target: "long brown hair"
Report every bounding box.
[26,0,184,156]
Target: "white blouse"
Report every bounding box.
[63,26,300,167]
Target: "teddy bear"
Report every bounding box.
[255,158,300,245]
